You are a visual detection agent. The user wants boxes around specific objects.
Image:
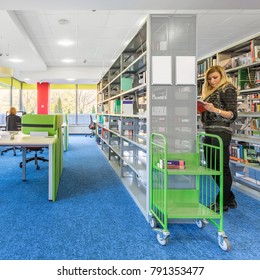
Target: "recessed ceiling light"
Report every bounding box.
[9,58,23,63]
[58,19,70,25]
[61,59,75,63]
[57,40,75,47]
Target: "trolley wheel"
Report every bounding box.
[149,217,157,229]
[36,166,40,170]
[156,233,169,246]
[196,219,206,229]
[218,233,231,251]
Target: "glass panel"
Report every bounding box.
[0,82,11,125]
[12,79,21,109]
[22,89,37,113]
[49,88,76,124]
[77,89,97,125]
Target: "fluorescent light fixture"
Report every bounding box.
[61,58,75,63]
[66,78,76,81]
[57,40,75,47]
[9,58,23,63]
[24,78,30,81]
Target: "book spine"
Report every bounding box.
[250,39,256,63]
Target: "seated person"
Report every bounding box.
[6,107,21,131]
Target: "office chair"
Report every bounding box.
[1,113,22,156]
[19,114,59,171]
[20,147,48,170]
[85,114,96,138]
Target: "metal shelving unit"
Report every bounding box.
[96,14,197,217]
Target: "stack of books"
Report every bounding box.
[158,159,186,169]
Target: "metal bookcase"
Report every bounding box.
[148,132,231,251]
[96,14,198,218]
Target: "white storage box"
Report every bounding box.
[122,100,133,115]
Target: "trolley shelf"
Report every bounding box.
[154,203,220,219]
[153,165,222,175]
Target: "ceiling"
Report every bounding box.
[1,0,260,84]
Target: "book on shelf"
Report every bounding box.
[250,39,260,62]
[218,53,232,70]
[197,100,206,113]
[237,68,249,90]
[254,45,260,61]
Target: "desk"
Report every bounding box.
[0,132,56,201]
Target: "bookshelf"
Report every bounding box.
[197,33,260,193]
[96,14,197,217]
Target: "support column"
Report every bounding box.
[37,82,49,114]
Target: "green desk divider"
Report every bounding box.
[21,114,57,135]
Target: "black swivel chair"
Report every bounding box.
[1,113,21,156]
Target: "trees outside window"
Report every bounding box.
[77,89,96,125]
[49,87,96,125]
[0,83,11,124]
[22,89,37,114]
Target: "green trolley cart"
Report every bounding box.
[148,132,231,251]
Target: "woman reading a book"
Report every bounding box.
[201,65,238,212]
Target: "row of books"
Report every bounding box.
[250,103,260,113]
[230,69,260,90]
[230,143,260,164]
[198,68,260,93]
[197,56,217,77]
[197,38,260,78]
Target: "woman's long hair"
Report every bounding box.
[9,107,17,115]
[202,65,235,100]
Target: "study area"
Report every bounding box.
[0,1,260,276]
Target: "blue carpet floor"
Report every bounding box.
[0,135,259,260]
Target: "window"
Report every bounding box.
[0,80,97,126]
[0,78,11,124]
[77,88,96,125]
[22,83,37,114]
[12,79,22,110]
[49,87,76,124]
[49,85,96,125]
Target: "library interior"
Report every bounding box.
[0,1,260,261]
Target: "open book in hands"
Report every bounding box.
[197,100,207,113]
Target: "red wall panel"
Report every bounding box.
[37,82,49,114]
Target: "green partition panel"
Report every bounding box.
[21,114,63,201]
[21,114,57,136]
